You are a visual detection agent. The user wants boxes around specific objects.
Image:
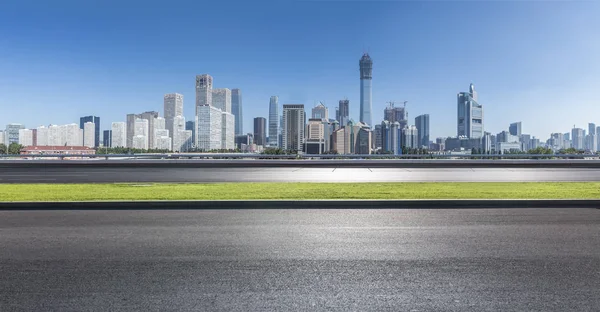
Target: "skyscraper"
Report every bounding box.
[163,93,183,140]
[338,99,349,128]
[212,88,232,113]
[414,114,430,148]
[589,123,596,136]
[196,105,222,150]
[103,130,112,148]
[221,112,235,150]
[311,103,328,120]
[571,127,584,150]
[80,116,100,147]
[83,122,95,148]
[282,104,305,152]
[232,89,243,135]
[359,53,373,127]
[384,102,407,129]
[126,111,158,148]
[401,125,419,149]
[133,119,149,150]
[509,122,522,137]
[185,120,195,147]
[5,124,24,144]
[457,83,484,139]
[268,96,279,147]
[111,122,126,148]
[195,74,213,115]
[253,117,267,146]
[18,129,33,146]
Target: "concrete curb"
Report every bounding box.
[1,199,599,210]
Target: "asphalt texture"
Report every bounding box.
[3,166,600,183]
[1,208,599,311]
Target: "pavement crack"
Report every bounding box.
[367,168,373,172]
[292,168,304,172]
[332,168,337,172]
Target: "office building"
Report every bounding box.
[80,116,100,147]
[414,114,430,148]
[457,83,484,138]
[589,123,596,136]
[195,74,213,115]
[497,142,522,153]
[332,120,371,154]
[18,129,33,146]
[35,126,48,146]
[102,130,112,148]
[253,117,267,146]
[126,111,158,148]
[196,105,222,150]
[571,127,584,150]
[311,103,328,120]
[164,93,183,139]
[509,122,522,137]
[154,117,166,133]
[0,130,4,145]
[482,132,492,153]
[359,53,373,127]
[173,129,193,152]
[212,88,232,113]
[5,124,24,144]
[401,125,419,149]
[282,104,305,152]
[235,133,253,149]
[221,112,235,150]
[184,119,194,148]
[83,122,95,148]
[268,96,279,147]
[373,124,383,150]
[585,134,597,152]
[338,99,349,128]
[133,119,149,150]
[154,129,171,150]
[549,133,564,151]
[520,134,531,151]
[111,122,126,148]
[232,89,243,135]
[304,118,327,154]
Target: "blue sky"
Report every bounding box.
[1,0,599,139]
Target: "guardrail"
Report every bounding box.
[0,153,599,160]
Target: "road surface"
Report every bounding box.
[1,208,598,311]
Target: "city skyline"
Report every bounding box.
[1,1,599,139]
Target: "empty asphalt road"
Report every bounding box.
[3,166,600,183]
[1,208,599,311]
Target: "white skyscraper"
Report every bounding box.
[268,96,279,147]
[163,93,183,140]
[212,88,232,113]
[195,74,213,116]
[221,112,235,150]
[154,129,172,151]
[173,129,193,152]
[83,122,95,148]
[196,105,222,150]
[172,115,186,151]
[154,117,166,132]
[36,126,48,146]
[64,123,81,146]
[133,118,149,150]
[111,122,127,148]
[18,129,33,146]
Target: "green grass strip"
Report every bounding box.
[0,183,599,201]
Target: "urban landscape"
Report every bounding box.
[1,52,598,157]
[1,1,599,311]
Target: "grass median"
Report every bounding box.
[0,182,599,201]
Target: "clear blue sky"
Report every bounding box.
[1,0,599,139]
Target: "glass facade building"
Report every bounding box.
[359,53,373,128]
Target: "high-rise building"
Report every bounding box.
[154,129,171,151]
[332,120,371,154]
[163,93,183,139]
[196,105,222,151]
[83,122,95,148]
[414,114,430,148]
[304,118,326,154]
[154,117,166,133]
[253,117,267,146]
[402,125,419,149]
[231,89,243,135]
[80,116,100,147]
[338,99,350,128]
[457,83,484,139]
[126,111,158,148]
[195,74,213,115]
[509,122,522,137]
[133,118,149,150]
[589,123,596,136]
[221,112,235,150]
[359,53,373,127]
[111,122,126,148]
[0,130,5,145]
[585,134,597,152]
[173,129,193,152]
[5,124,24,144]
[374,124,383,150]
[267,96,279,147]
[311,103,328,120]
[36,126,48,146]
[18,129,33,146]
[571,127,584,150]
[103,130,112,148]
[212,88,232,113]
[282,104,305,152]
[185,119,195,147]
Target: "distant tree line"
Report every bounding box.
[0,143,23,155]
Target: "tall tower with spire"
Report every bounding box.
[359,53,373,128]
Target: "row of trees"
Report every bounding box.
[0,143,24,155]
